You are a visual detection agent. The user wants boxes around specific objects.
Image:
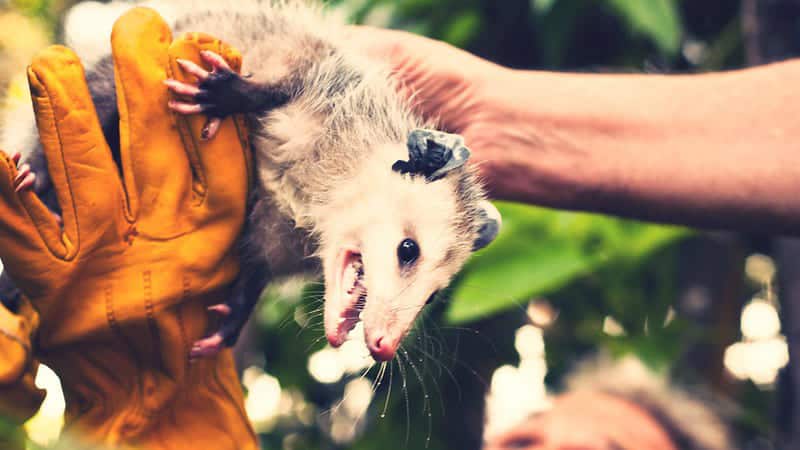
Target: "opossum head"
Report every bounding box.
[319,132,500,361]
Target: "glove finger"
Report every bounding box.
[167,33,251,217]
[0,151,65,266]
[27,46,123,259]
[111,7,195,229]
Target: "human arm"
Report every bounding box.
[356,27,800,234]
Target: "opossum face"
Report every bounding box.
[321,147,499,361]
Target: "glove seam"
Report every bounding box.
[178,276,191,374]
[0,328,31,355]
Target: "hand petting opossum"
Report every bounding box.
[0,1,501,362]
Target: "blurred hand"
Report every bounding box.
[350,27,583,207]
[350,28,514,180]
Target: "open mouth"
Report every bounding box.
[332,249,368,343]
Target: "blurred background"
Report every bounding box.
[2,0,799,449]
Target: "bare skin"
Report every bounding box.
[483,391,677,450]
[353,27,800,235]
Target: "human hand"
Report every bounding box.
[350,27,583,206]
[0,8,256,449]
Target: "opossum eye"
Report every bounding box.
[397,238,419,267]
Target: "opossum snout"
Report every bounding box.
[365,330,398,362]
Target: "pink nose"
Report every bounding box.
[368,336,396,361]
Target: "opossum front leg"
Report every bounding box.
[166,50,291,139]
[190,264,270,359]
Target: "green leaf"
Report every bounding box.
[605,0,682,55]
[442,10,481,47]
[535,0,589,67]
[531,0,558,15]
[444,202,689,324]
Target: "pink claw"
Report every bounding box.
[168,100,205,115]
[14,164,35,192]
[176,58,210,81]
[163,78,204,97]
[201,118,222,140]
[11,152,21,165]
[190,333,224,360]
[207,303,231,316]
[200,50,233,71]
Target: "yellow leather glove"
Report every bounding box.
[0,296,44,450]
[0,7,257,449]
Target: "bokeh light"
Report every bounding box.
[484,309,551,441]
[723,254,788,387]
[23,365,65,447]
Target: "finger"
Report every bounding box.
[168,32,250,218]
[201,118,222,141]
[167,100,205,115]
[27,45,122,258]
[176,58,210,82]
[200,50,232,72]
[163,78,204,97]
[111,7,194,229]
[11,152,20,165]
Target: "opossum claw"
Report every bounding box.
[207,303,231,316]
[163,78,204,97]
[168,100,205,115]
[190,333,224,359]
[201,118,222,140]
[11,152,20,165]
[200,50,232,72]
[176,58,210,82]
[14,164,35,192]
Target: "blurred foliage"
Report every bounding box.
[0,0,772,449]
[446,202,688,325]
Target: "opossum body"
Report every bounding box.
[2,1,500,361]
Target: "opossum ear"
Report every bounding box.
[393,129,470,181]
[473,200,502,252]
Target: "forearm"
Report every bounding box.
[481,61,800,234]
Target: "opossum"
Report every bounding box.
[0,1,500,362]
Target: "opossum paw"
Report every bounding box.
[167,53,232,141]
[190,333,224,360]
[170,50,257,141]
